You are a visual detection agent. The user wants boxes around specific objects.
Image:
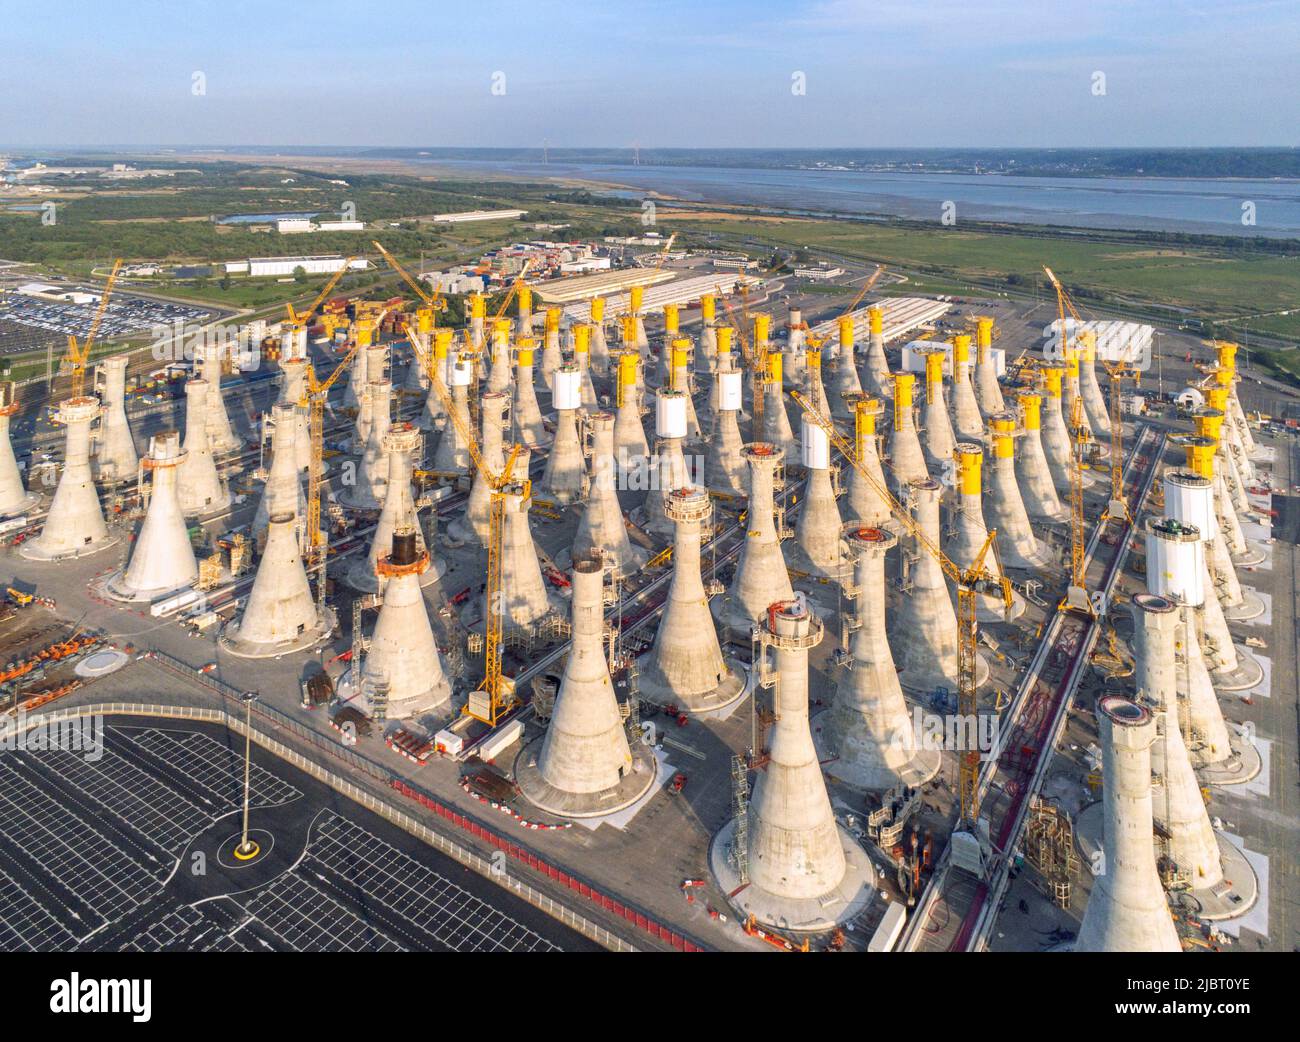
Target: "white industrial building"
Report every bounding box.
[794,264,845,280]
[421,271,487,295]
[432,209,527,223]
[275,218,366,234]
[1047,318,1155,368]
[227,256,369,278]
[809,296,953,344]
[558,273,758,320]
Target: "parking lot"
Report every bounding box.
[0,290,212,357]
[0,718,594,952]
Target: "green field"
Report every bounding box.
[671,215,1299,336]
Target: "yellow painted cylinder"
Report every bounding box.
[664,303,679,333]
[893,373,913,430]
[590,296,605,322]
[618,352,638,389]
[1182,437,1216,480]
[839,316,855,349]
[1205,385,1229,413]
[716,326,733,354]
[1217,341,1238,371]
[701,294,716,322]
[766,352,782,386]
[518,285,533,312]
[415,306,434,334]
[1042,364,1064,398]
[807,347,821,369]
[868,305,883,337]
[1018,391,1043,430]
[1065,352,1079,380]
[924,350,944,402]
[434,328,452,358]
[1193,408,1225,442]
[621,315,636,343]
[470,293,486,319]
[991,415,1016,460]
[517,344,535,367]
[956,444,982,496]
[1213,365,1234,389]
[544,306,560,333]
[574,324,592,355]
[356,320,374,348]
[629,285,644,313]
[754,313,771,343]
[976,316,995,351]
[855,398,879,454]
[493,317,511,339]
[1079,329,1097,361]
[671,337,690,373]
[953,334,971,366]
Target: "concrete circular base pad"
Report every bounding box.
[1075,802,1258,922]
[709,818,876,934]
[102,573,196,606]
[220,609,334,659]
[1230,542,1269,568]
[20,533,118,562]
[976,590,1025,623]
[0,491,41,517]
[514,737,657,819]
[1193,731,1262,786]
[1210,646,1265,692]
[74,649,131,678]
[337,667,452,723]
[635,656,749,714]
[812,709,942,791]
[1221,589,1266,622]
[784,544,854,583]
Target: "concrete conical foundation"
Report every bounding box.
[542,380,587,507]
[517,555,656,817]
[885,374,928,498]
[945,444,1025,622]
[703,371,747,497]
[1078,336,1112,438]
[1131,594,1225,895]
[612,353,651,484]
[759,358,798,460]
[254,403,307,551]
[92,355,138,483]
[339,380,391,510]
[589,308,612,376]
[863,313,892,400]
[973,320,1004,416]
[512,352,550,450]
[843,398,891,529]
[950,337,983,440]
[277,358,313,474]
[416,333,451,432]
[891,478,989,694]
[985,413,1051,569]
[919,350,957,475]
[108,432,197,602]
[343,338,371,410]
[801,353,830,420]
[447,392,509,547]
[431,362,474,477]
[23,397,116,561]
[540,320,563,392]
[349,424,444,593]
[574,412,647,578]
[712,597,875,932]
[0,397,39,516]
[1038,365,1095,493]
[358,538,452,719]
[642,436,692,541]
[1014,391,1067,522]
[196,342,241,454]
[177,379,230,517]
[222,513,331,658]
[818,527,941,790]
[486,320,513,394]
[638,488,745,712]
[1074,696,1180,953]
[476,478,557,642]
[788,419,848,580]
[714,443,794,639]
[829,320,864,424]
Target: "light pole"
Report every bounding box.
[234,691,259,860]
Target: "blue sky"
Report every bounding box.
[4,0,1298,148]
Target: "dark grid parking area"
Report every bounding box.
[305,813,563,952]
[0,720,592,953]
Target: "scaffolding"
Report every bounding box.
[730,754,750,885]
[1023,796,1077,909]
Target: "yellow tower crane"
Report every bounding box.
[791,388,1011,825]
[65,258,122,399]
[403,322,522,728]
[302,340,360,610]
[1042,266,1096,616]
[372,240,447,318]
